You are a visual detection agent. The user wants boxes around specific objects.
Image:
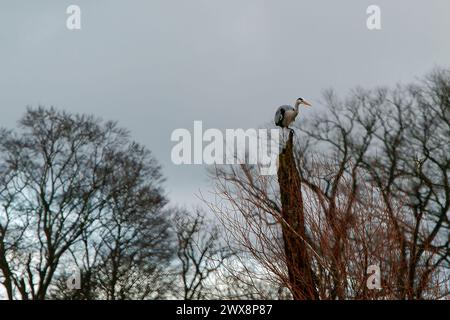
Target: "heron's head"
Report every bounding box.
[296,97,312,107]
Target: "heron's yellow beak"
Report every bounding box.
[302,100,312,107]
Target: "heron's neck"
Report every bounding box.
[294,101,300,113]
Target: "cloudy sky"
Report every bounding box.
[1,0,449,207]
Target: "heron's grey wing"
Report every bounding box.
[274,106,284,126]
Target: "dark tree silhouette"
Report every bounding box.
[174,208,233,300]
[207,68,450,299]
[0,107,171,299]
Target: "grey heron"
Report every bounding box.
[274,97,312,129]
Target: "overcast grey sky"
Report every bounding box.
[1,1,449,207]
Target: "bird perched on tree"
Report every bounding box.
[274,97,312,128]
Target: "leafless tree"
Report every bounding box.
[206,68,449,299]
[297,68,449,299]
[0,107,172,299]
[174,208,233,300]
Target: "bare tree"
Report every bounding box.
[174,208,233,300]
[206,68,449,299]
[297,68,449,299]
[50,142,173,300]
[0,107,172,299]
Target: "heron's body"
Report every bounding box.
[275,105,298,128]
[274,98,311,128]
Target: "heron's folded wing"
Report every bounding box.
[274,108,284,126]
